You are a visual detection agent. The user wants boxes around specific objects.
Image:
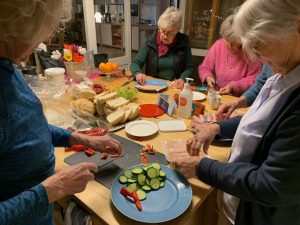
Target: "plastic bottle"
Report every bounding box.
[178,78,194,118]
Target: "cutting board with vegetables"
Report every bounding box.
[64,134,168,189]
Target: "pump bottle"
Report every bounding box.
[178,78,193,118]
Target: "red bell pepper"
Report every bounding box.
[140,154,149,164]
[100,152,108,160]
[120,188,142,211]
[70,145,86,151]
[84,148,95,156]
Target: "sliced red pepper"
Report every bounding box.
[132,191,142,211]
[100,152,108,160]
[120,188,142,211]
[147,148,156,155]
[84,148,95,156]
[140,154,149,164]
[70,145,86,151]
[120,187,132,197]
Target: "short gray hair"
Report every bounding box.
[220,14,239,44]
[0,0,72,45]
[233,0,300,59]
[157,6,182,30]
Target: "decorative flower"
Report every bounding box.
[64,52,73,62]
[51,50,62,60]
[61,44,86,63]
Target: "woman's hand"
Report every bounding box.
[69,133,122,155]
[216,96,248,120]
[206,75,216,88]
[172,79,185,89]
[187,123,220,155]
[86,134,122,155]
[42,162,99,203]
[219,83,233,95]
[135,73,146,85]
[216,102,239,120]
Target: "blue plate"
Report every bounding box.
[134,80,168,92]
[134,80,168,87]
[111,165,192,223]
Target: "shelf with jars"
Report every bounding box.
[183,0,246,51]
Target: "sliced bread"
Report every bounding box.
[106,108,125,125]
[105,97,129,110]
[94,91,118,105]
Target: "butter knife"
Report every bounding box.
[121,77,134,86]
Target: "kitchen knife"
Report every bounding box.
[121,77,134,86]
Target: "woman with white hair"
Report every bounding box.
[130,6,193,89]
[198,14,263,96]
[0,1,122,225]
[173,0,300,224]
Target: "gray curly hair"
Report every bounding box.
[157,6,182,30]
[233,0,300,59]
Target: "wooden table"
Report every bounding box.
[45,76,246,225]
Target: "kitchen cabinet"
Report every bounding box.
[111,24,124,48]
[100,23,113,46]
[184,0,245,50]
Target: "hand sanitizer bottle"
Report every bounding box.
[178,78,194,118]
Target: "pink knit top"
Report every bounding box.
[198,39,263,96]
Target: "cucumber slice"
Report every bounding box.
[137,174,146,186]
[118,175,128,184]
[132,167,143,175]
[136,189,147,201]
[150,178,160,190]
[159,170,166,177]
[142,185,151,192]
[127,178,137,183]
[123,169,132,178]
[146,167,158,179]
[126,183,137,192]
[146,178,150,186]
[159,181,165,188]
[152,163,161,171]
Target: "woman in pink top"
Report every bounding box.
[198,15,263,96]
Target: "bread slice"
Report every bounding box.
[120,108,132,123]
[105,97,129,110]
[127,103,140,120]
[94,91,117,115]
[94,92,118,104]
[107,108,125,125]
[103,104,113,115]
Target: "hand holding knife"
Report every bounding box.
[121,77,134,86]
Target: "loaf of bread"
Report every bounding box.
[106,108,125,125]
[71,98,96,117]
[77,89,97,100]
[105,97,129,110]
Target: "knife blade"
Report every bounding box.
[121,77,134,86]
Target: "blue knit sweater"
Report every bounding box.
[0,59,71,225]
[242,64,273,106]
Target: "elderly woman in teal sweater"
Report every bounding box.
[130,7,193,89]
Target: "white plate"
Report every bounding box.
[192,91,206,101]
[158,120,187,132]
[125,120,158,137]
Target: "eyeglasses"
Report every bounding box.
[159,28,178,38]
